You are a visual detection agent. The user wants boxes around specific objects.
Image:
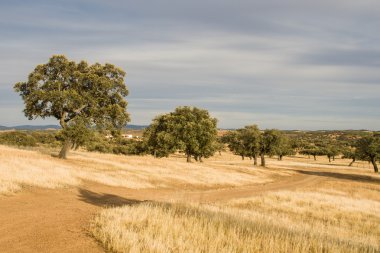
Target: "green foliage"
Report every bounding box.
[60,118,94,149]
[14,55,130,158]
[341,147,357,166]
[221,131,246,158]
[112,137,147,155]
[214,137,226,155]
[85,133,146,155]
[223,126,293,165]
[30,131,60,147]
[240,125,261,159]
[274,135,295,160]
[320,144,340,162]
[0,131,37,147]
[223,125,261,164]
[143,106,218,161]
[355,136,380,172]
[260,129,282,156]
[299,147,324,160]
[143,114,178,158]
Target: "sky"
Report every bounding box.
[0,0,379,130]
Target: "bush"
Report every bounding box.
[85,134,147,155]
[30,131,61,147]
[0,131,37,147]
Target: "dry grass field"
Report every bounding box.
[0,144,379,252]
[90,177,380,253]
[0,145,279,195]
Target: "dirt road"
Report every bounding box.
[0,171,321,253]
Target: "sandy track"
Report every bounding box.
[0,171,321,253]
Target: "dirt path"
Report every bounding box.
[0,172,321,253]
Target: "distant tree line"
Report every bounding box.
[221,125,294,166]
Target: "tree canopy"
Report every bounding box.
[221,130,247,159]
[222,125,261,164]
[14,55,130,158]
[274,135,295,161]
[143,106,218,162]
[355,136,380,173]
[222,126,291,166]
[259,129,282,166]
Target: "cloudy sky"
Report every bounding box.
[0,0,379,130]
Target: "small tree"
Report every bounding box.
[300,146,323,161]
[355,136,380,173]
[259,129,282,167]
[222,131,247,160]
[214,137,225,155]
[275,135,295,161]
[144,106,218,162]
[322,144,340,163]
[143,114,177,158]
[14,55,130,158]
[342,147,357,166]
[240,125,261,165]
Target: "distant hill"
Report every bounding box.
[0,125,61,130]
[0,124,147,131]
[126,124,147,130]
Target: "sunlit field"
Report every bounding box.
[1,144,379,252]
[90,176,380,253]
[0,145,282,195]
[87,151,380,253]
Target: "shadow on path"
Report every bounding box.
[295,170,380,184]
[78,188,143,207]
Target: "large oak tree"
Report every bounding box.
[14,55,130,158]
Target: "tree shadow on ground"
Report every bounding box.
[295,170,380,185]
[78,188,144,207]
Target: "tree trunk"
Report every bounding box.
[313,155,316,161]
[260,153,265,167]
[153,150,157,158]
[279,155,283,161]
[58,141,71,159]
[254,154,258,166]
[186,154,191,163]
[371,157,378,173]
[332,156,335,161]
[349,158,355,166]
[194,156,198,162]
[219,151,221,156]
[328,156,331,163]
[241,156,244,160]
[199,156,203,163]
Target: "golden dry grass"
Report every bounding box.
[0,145,80,194]
[89,154,380,253]
[91,196,379,253]
[0,145,280,195]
